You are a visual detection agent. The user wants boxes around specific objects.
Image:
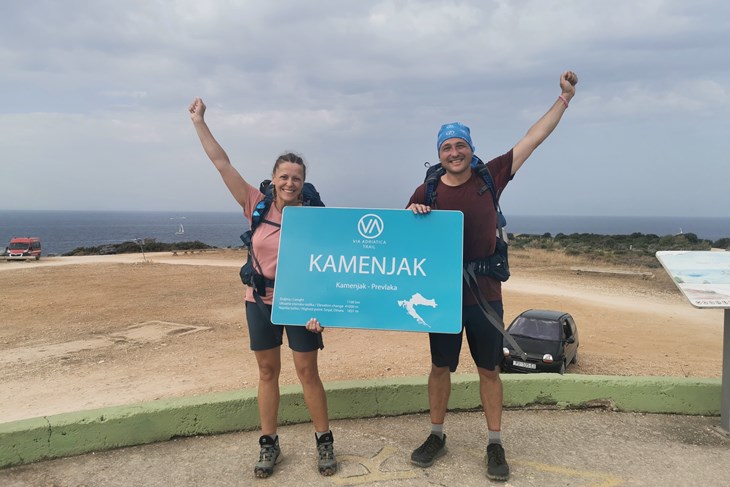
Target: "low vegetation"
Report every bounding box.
[63,240,215,256]
[62,232,729,267]
[509,232,728,268]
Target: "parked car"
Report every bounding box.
[502,309,579,374]
[4,237,42,260]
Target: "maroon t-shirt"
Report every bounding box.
[407,150,513,304]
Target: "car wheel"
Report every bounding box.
[571,350,578,365]
[559,361,566,375]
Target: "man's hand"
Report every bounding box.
[188,97,206,123]
[408,203,432,215]
[560,71,578,100]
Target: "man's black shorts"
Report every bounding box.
[428,301,504,372]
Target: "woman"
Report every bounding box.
[189,97,336,479]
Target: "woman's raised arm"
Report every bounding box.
[189,97,250,209]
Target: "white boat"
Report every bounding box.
[175,223,185,235]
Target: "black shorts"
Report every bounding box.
[428,301,504,372]
[245,301,323,352]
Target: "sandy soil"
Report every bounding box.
[0,248,724,423]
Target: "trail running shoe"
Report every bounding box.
[254,435,281,478]
[316,431,337,476]
[410,433,447,467]
[486,443,510,481]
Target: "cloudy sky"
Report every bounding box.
[2,0,728,217]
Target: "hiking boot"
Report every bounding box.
[254,435,281,478]
[316,431,337,476]
[486,443,510,481]
[411,433,447,467]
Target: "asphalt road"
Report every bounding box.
[2,409,729,486]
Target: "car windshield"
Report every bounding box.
[510,317,561,341]
[9,242,29,250]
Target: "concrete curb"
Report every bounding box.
[0,374,721,469]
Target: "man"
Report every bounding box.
[407,71,578,481]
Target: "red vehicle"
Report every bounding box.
[4,237,42,260]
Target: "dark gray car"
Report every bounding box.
[502,309,579,374]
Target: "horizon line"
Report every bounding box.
[1,208,728,220]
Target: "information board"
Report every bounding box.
[656,250,730,434]
[656,251,730,308]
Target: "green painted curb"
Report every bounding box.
[501,374,721,414]
[0,374,720,469]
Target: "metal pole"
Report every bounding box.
[134,238,147,262]
[722,309,730,433]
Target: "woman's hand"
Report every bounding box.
[306,317,324,334]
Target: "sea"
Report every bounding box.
[1,210,729,256]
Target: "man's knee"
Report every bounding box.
[478,366,501,382]
[430,363,451,377]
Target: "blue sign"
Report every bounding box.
[271,207,464,333]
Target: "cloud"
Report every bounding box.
[1,0,729,216]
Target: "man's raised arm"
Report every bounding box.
[511,70,578,175]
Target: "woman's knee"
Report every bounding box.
[293,353,321,384]
[258,363,280,382]
[255,351,281,382]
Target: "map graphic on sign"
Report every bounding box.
[656,251,730,308]
[271,207,464,333]
[397,293,437,328]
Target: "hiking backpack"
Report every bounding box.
[423,156,509,282]
[424,156,526,358]
[424,156,506,229]
[239,180,324,295]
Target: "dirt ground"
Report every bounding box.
[0,248,724,423]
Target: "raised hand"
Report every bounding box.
[560,71,578,98]
[188,97,206,123]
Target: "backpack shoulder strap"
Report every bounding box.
[424,163,445,207]
[250,193,278,233]
[473,157,507,233]
[472,158,499,211]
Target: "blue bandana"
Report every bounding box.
[437,122,478,167]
